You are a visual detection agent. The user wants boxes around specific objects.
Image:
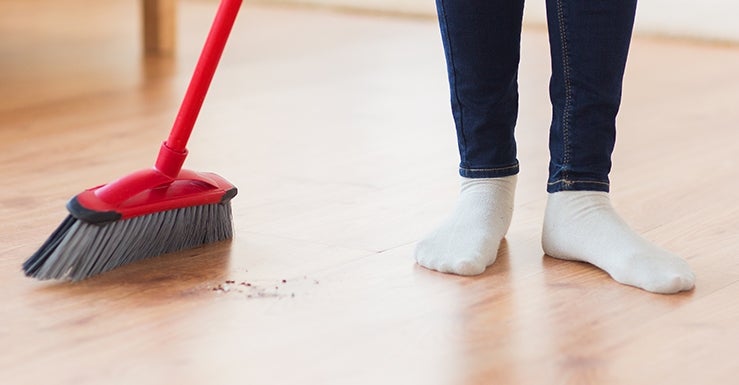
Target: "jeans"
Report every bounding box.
[436,0,638,192]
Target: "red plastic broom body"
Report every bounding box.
[23,0,243,280]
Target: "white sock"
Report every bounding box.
[415,175,516,276]
[542,191,695,294]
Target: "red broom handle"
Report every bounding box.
[155,0,243,177]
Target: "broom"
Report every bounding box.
[23,0,243,281]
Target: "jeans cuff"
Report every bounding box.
[459,161,519,178]
[547,178,610,193]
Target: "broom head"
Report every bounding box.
[22,167,237,281]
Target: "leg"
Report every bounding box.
[142,0,176,56]
[415,0,524,276]
[542,0,695,293]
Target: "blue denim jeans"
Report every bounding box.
[436,0,637,192]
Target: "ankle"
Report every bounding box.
[541,190,695,294]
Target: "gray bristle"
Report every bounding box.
[22,203,233,281]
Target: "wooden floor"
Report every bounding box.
[2,1,739,384]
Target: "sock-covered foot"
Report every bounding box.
[415,175,516,276]
[542,191,695,294]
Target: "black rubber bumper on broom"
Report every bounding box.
[67,197,122,225]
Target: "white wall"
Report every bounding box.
[258,0,739,43]
[525,0,739,43]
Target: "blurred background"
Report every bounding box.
[259,0,739,43]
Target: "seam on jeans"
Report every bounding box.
[439,0,468,167]
[556,0,573,176]
[462,164,519,172]
[547,179,610,186]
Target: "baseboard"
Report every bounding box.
[252,0,739,44]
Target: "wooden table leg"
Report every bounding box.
[142,0,176,56]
